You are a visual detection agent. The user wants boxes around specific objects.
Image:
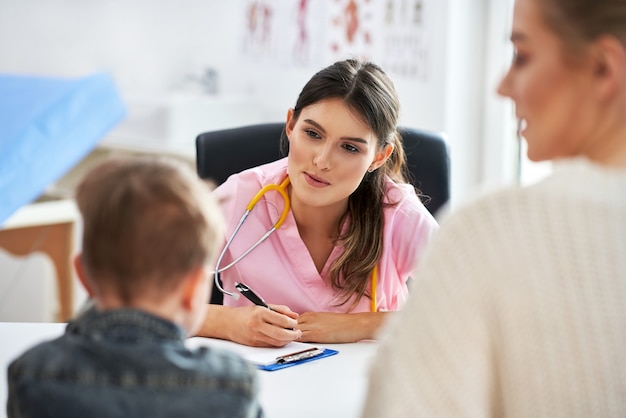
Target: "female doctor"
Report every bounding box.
[197,59,438,347]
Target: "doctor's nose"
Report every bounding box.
[313,144,332,171]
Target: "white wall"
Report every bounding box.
[481,0,519,189]
[0,0,515,208]
[0,1,239,95]
[443,0,486,206]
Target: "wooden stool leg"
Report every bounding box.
[0,222,74,322]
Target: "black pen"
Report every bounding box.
[234,282,271,310]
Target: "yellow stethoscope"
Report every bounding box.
[213,176,378,312]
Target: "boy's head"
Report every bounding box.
[74,156,223,333]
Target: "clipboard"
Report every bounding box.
[258,346,338,371]
[186,337,339,371]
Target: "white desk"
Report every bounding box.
[0,322,378,418]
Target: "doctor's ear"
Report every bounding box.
[369,143,394,172]
[285,108,296,140]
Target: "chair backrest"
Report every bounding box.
[196,122,450,216]
[398,126,450,217]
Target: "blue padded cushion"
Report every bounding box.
[0,73,126,225]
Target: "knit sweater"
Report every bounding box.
[361,158,626,417]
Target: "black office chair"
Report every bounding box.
[397,126,451,217]
[197,122,450,304]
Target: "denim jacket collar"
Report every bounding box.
[67,307,187,344]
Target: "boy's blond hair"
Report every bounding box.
[75,156,223,303]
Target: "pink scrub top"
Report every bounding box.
[212,158,438,313]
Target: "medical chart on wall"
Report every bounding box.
[240,0,277,63]
[238,0,432,81]
[324,0,376,62]
[239,0,326,67]
[378,0,429,81]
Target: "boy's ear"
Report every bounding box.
[73,254,95,297]
[180,267,208,312]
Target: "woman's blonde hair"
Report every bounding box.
[541,0,626,52]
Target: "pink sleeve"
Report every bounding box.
[377,184,439,310]
[389,196,439,277]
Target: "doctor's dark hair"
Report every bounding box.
[281,58,410,308]
[75,157,223,304]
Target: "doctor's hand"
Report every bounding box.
[197,304,300,347]
[229,304,301,347]
[297,311,389,344]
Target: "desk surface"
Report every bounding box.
[0,322,377,418]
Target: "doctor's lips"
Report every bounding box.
[304,172,330,186]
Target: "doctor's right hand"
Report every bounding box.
[230,304,301,347]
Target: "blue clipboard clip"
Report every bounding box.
[258,347,339,371]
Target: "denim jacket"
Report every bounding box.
[7,308,264,418]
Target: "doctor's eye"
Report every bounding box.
[305,129,322,140]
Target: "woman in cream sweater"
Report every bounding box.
[362,0,626,416]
